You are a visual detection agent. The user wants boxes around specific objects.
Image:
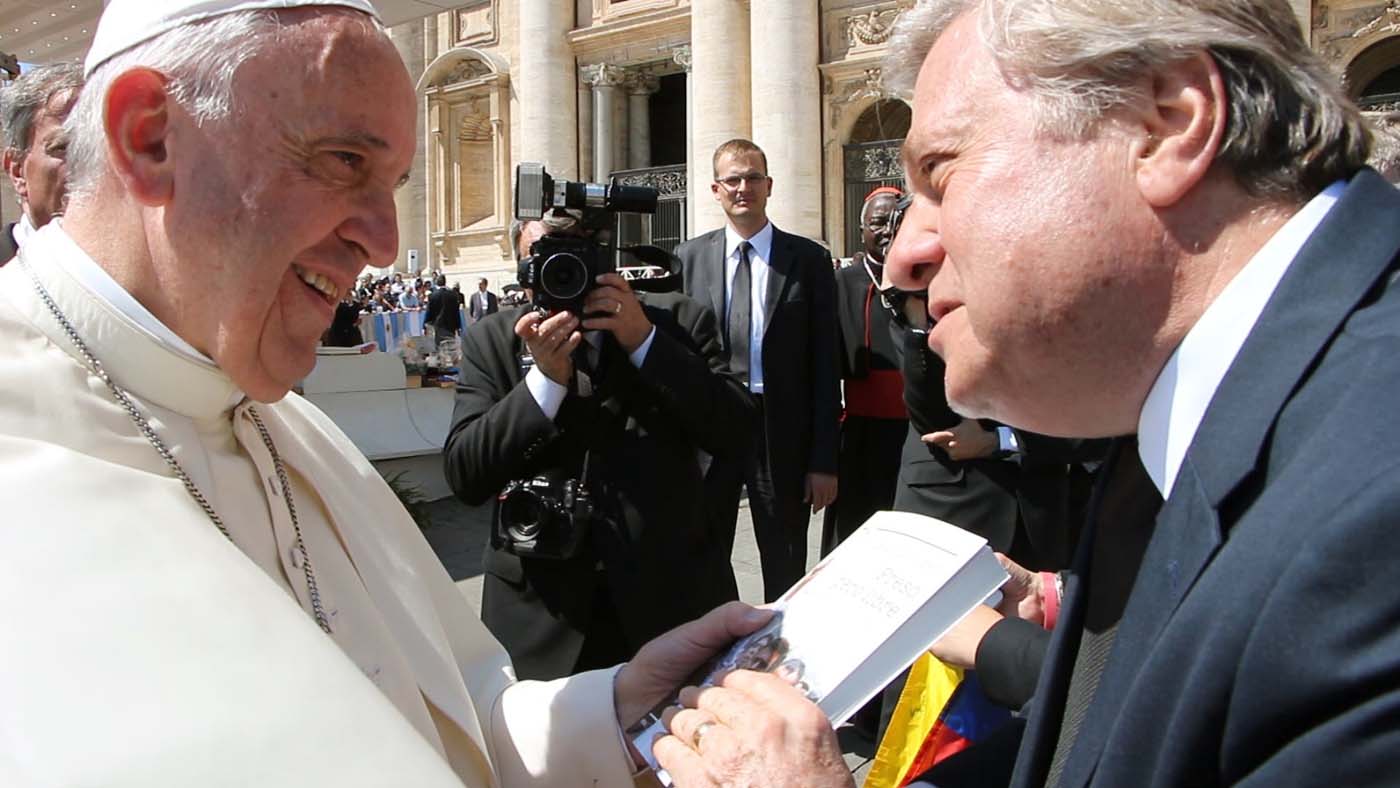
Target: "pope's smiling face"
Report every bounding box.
[160,10,415,401]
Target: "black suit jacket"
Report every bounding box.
[895,326,1097,569]
[442,294,754,679]
[0,222,17,266]
[425,287,462,334]
[468,289,498,322]
[1010,169,1400,787]
[677,225,840,488]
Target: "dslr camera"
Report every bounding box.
[494,470,599,560]
[514,162,658,313]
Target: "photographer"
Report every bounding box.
[443,216,755,681]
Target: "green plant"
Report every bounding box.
[382,471,433,530]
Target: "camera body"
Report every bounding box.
[494,474,596,560]
[514,162,658,313]
[518,234,613,314]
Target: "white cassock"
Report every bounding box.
[0,224,638,788]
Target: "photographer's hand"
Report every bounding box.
[582,273,652,353]
[516,309,581,385]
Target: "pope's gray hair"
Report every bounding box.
[885,0,1370,199]
[64,7,383,203]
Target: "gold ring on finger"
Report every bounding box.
[690,720,718,751]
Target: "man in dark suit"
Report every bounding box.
[657,2,1400,786]
[2,62,83,265]
[424,276,462,346]
[677,138,841,601]
[467,277,499,324]
[443,220,753,680]
[878,2,1400,786]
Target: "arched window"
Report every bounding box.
[1346,36,1400,110]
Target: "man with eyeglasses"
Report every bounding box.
[677,137,841,602]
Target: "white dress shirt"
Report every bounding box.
[724,221,773,394]
[526,327,656,419]
[1138,181,1344,497]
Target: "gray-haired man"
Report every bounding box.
[652,0,1400,786]
[1,61,82,262]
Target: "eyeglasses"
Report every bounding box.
[714,173,768,190]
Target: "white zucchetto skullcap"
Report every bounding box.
[85,0,382,77]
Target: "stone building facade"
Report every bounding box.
[381,0,1400,289]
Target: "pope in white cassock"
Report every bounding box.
[0,2,800,786]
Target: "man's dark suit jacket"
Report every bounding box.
[0,222,18,266]
[677,226,840,495]
[998,169,1400,787]
[442,294,754,680]
[425,286,462,336]
[468,289,498,323]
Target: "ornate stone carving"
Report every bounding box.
[1352,1,1400,38]
[833,68,888,107]
[672,45,692,73]
[435,58,492,87]
[627,71,662,95]
[458,100,493,143]
[846,8,901,48]
[580,63,627,88]
[616,165,686,197]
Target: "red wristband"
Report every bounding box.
[1040,571,1060,631]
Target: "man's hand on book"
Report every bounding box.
[653,671,855,788]
[613,602,775,731]
[995,554,1047,625]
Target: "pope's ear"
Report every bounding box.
[1133,51,1228,208]
[104,67,176,206]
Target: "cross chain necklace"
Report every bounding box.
[20,257,333,635]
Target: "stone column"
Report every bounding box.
[389,20,428,273]
[577,69,593,185]
[581,64,626,182]
[749,0,822,238]
[672,45,694,233]
[518,0,578,178]
[613,85,630,177]
[689,0,752,235]
[627,72,660,169]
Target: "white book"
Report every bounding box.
[627,510,1009,779]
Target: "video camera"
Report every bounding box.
[513,163,659,313]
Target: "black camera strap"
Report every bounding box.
[616,244,684,293]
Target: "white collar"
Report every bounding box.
[725,221,773,261]
[13,213,37,247]
[1137,181,1344,497]
[37,220,218,367]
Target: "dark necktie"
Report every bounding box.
[727,241,752,386]
[1044,437,1163,787]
